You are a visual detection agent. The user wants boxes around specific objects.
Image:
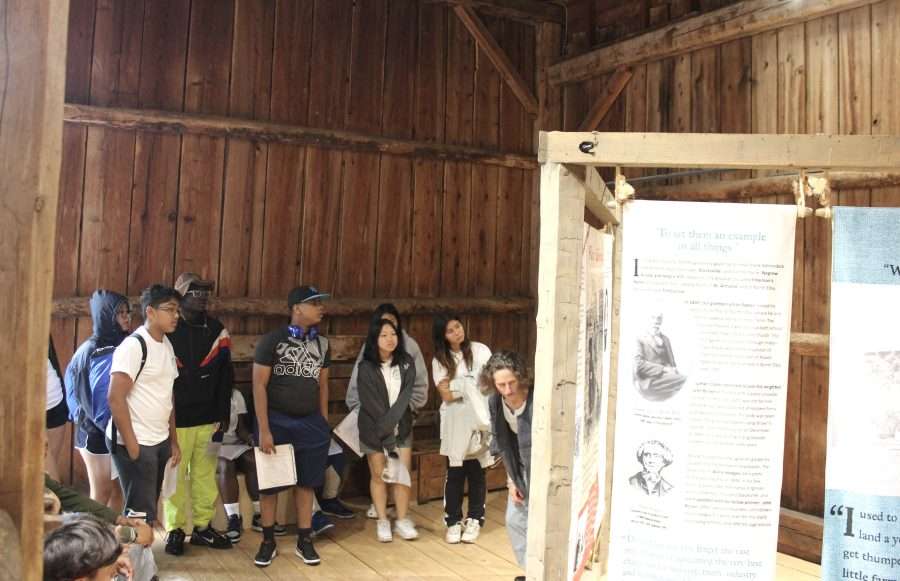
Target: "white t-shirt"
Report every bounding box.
[381,362,402,406]
[224,389,247,440]
[107,325,178,446]
[502,399,526,435]
[46,358,64,410]
[431,341,492,385]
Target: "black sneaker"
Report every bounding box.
[164,528,186,556]
[225,514,242,544]
[254,540,278,567]
[295,536,320,566]
[190,525,233,549]
[251,514,288,535]
[319,497,356,519]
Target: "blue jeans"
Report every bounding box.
[505,498,528,567]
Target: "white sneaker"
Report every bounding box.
[461,518,481,543]
[376,519,393,542]
[393,518,419,540]
[445,522,462,544]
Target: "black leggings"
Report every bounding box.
[443,458,486,526]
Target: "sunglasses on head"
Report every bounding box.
[185,289,212,298]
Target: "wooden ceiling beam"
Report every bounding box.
[539,131,900,170]
[424,0,564,25]
[576,67,633,131]
[453,5,540,116]
[63,104,537,170]
[548,0,883,85]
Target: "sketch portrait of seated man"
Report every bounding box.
[628,440,674,497]
[633,313,687,402]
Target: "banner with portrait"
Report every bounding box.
[568,225,614,581]
[822,207,900,581]
[607,201,797,581]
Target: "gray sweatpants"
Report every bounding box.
[109,438,171,523]
[505,498,529,568]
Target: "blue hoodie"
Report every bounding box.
[64,290,129,440]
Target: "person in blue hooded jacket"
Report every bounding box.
[65,289,132,509]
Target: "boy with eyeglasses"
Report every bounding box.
[163,273,235,555]
[107,284,183,526]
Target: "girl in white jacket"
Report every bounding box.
[432,313,493,544]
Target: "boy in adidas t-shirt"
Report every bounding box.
[107,285,182,523]
[251,285,331,568]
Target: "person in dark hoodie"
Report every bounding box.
[479,351,532,581]
[64,290,131,508]
[162,273,233,555]
[357,318,419,543]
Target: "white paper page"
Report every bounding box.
[254,444,298,489]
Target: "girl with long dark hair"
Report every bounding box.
[431,313,493,544]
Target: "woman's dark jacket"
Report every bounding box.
[357,353,416,455]
[489,388,533,500]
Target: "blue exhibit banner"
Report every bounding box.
[823,207,900,581]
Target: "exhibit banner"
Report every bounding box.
[608,200,797,581]
[568,225,614,581]
[822,207,900,581]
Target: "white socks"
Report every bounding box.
[224,503,241,517]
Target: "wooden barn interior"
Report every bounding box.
[1,0,898,579]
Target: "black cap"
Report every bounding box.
[288,286,331,309]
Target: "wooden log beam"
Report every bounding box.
[576,68,633,131]
[52,296,536,318]
[63,104,537,170]
[565,164,620,225]
[539,131,900,170]
[0,1,69,579]
[548,0,883,85]
[453,6,540,116]
[231,334,364,362]
[636,171,900,201]
[423,0,565,24]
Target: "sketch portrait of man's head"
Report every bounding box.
[628,440,674,497]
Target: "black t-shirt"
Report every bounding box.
[254,327,330,418]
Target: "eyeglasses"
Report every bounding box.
[185,289,211,298]
[155,305,180,315]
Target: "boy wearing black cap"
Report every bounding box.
[163,273,234,555]
[252,285,332,567]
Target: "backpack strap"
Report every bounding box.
[110,333,148,453]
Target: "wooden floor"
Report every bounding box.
[151,492,821,580]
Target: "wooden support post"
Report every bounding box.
[596,213,624,574]
[565,164,620,226]
[0,1,69,579]
[576,68,634,132]
[453,5,539,116]
[528,162,586,579]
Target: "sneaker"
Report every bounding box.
[320,497,355,519]
[394,517,419,541]
[461,518,481,543]
[311,511,335,537]
[164,528,186,556]
[253,539,277,567]
[190,525,233,549]
[295,536,321,566]
[376,518,393,542]
[251,514,288,536]
[445,522,462,544]
[225,514,242,544]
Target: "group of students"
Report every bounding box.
[42,276,535,581]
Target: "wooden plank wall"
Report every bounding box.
[563,0,900,519]
[53,0,538,489]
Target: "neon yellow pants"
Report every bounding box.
[164,423,219,532]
